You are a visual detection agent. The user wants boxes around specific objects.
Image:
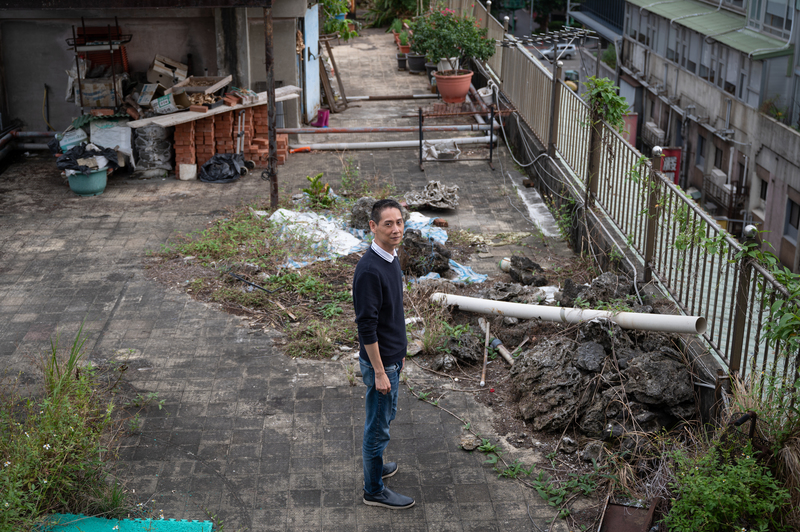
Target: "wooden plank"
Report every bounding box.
[127,85,302,129]
[166,74,233,95]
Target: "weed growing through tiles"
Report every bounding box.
[0,327,127,531]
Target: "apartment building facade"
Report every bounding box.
[617,0,800,272]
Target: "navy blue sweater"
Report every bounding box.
[353,248,407,366]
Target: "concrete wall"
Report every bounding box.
[0,9,216,132]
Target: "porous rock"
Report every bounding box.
[510,338,589,432]
[623,352,694,416]
[580,440,604,462]
[398,229,451,276]
[574,341,606,373]
[508,255,548,286]
[405,180,459,209]
[444,332,483,364]
[431,352,457,372]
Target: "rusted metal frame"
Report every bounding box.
[656,180,671,277]
[666,190,678,293]
[418,107,423,171]
[107,24,118,107]
[278,124,499,134]
[263,2,278,209]
[72,25,84,110]
[319,56,346,113]
[710,241,726,351]
[758,287,774,400]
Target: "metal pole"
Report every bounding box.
[485,1,491,29]
[72,25,84,111]
[108,24,118,108]
[263,2,278,209]
[547,59,562,157]
[488,105,495,169]
[643,152,660,283]
[419,107,424,171]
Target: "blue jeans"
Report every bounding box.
[360,358,401,496]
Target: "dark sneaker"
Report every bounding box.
[363,487,415,509]
[382,462,398,479]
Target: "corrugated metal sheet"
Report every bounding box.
[0,0,268,7]
[628,0,790,58]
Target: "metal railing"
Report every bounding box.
[499,45,552,146]
[443,1,798,384]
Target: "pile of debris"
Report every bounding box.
[429,272,696,454]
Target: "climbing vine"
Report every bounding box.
[581,76,628,133]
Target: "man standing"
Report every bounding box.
[353,199,415,510]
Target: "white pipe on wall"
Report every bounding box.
[431,293,707,335]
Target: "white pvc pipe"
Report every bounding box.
[432,293,707,335]
[289,134,496,151]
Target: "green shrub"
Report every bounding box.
[0,329,124,531]
[665,442,790,532]
[601,44,616,70]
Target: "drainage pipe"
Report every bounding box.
[279,123,499,134]
[17,143,50,150]
[0,131,17,150]
[346,94,439,101]
[431,293,707,334]
[289,134,496,151]
[12,131,57,138]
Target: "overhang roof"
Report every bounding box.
[568,9,624,42]
[628,0,792,59]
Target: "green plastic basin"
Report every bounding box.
[68,168,107,197]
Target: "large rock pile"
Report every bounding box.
[509,319,695,443]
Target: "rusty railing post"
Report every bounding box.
[547,60,562,158]
[642,148,661,283]
[263,2,279,209]
[729,255,751,374]
[485,1,491,28]
[585,110,601,206]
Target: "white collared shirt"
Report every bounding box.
[371,241,397,263]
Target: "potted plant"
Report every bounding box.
[398,31,411,54]
[414,7,496,103]
[321,0,358,41]
[388,18,403,40]
[397,52,407,71]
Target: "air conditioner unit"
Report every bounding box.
[644,121,665,146]
[710,168,727,185]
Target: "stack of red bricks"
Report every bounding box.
[195,116,215,165]
[173,120,195,166]
[214,111,235,155]
[170,104,289,172]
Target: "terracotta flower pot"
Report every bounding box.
[399,44,411,54]
[433,69,473,103]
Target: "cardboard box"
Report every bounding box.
[138,83,166,107]
[146,54,188,88]
[75,77,123,107]
[151,91,191,114]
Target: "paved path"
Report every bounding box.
[0,29,568,531]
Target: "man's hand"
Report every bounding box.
[375,371,391,395]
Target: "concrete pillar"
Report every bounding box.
[215,7,251,89]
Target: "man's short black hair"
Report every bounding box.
[370,199,403,225]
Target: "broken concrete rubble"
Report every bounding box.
[556,272,633,307]
[405,180,459,209]
[478,282,546,304]
[398,228,451,277]
[509,319,696,441]
[507,255,548,286]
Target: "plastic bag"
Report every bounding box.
[198,154,244,184]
